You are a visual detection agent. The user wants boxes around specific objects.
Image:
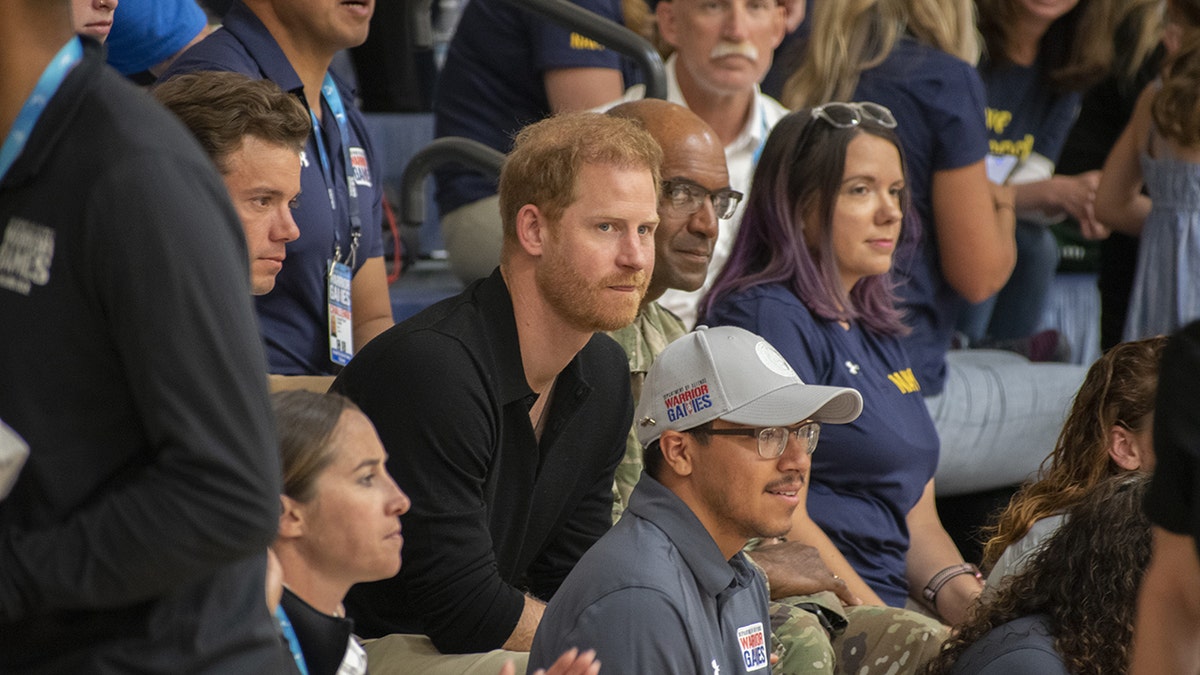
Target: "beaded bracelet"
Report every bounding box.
[922,563,983,606]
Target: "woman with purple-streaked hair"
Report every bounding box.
[700,105,983,626]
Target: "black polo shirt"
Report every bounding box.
[334,268,632,653]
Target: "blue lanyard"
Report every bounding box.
[275,605,311,675]
[0,37,82,184]
[309,109,336,211]
[308,73,362,268]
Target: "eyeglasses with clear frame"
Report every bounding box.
[660,179,744,220]
[705,421,821,458]
[811,101,898,130]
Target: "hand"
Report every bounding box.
[1078,217,1110,241]
[1051,171,1107,238]
[500,648,601,675]
[750,541,861,606]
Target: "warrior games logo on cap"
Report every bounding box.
[661,378,712,422]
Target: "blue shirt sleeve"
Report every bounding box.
[932,60,990,172]
[529,0,626,72]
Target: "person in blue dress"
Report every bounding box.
[1096,1,1200,340]
[701,105,983,625]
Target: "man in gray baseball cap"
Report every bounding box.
[527,325,861,674]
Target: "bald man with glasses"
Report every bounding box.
[605,99,738,518]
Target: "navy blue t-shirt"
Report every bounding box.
[854,38,990,395]
[162,2,385,375]
[433,0,639,214]
[708,284,940,606]
[979,57,1081,180]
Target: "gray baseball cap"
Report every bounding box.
[635,326,863,447]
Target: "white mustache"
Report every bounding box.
[709,41,758,61]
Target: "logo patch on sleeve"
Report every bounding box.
[349,147,372,187]
[737,622,768,672]
[0,217,55,296]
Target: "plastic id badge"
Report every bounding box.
[327,260,354,367]
[0,419,29,501]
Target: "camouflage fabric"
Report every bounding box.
[606,302,688,522]
[769,592,948,675]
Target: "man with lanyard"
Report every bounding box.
[0,1,285,671]
[162,0,394,377]
[612,0,791,326]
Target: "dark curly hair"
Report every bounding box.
[981,336,1165,571]
[924,475,1151,675]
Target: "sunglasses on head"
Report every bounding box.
[811,101,898,130]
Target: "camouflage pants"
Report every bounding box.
[769,592,948,675]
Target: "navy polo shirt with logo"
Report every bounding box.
[161,1,384,375]
[528,474,773,675]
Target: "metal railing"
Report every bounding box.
[399,0,666,232]
[399,137,506,227]
[498,0,666,100]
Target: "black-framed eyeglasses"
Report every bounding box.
[661,179,744,220]
[706,421,821,458]
[811,101,898,130]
